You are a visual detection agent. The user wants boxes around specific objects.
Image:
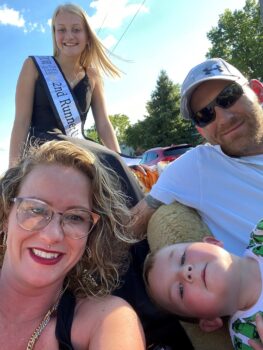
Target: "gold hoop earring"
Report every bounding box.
[82,270,98,288]
[0,231,7,249]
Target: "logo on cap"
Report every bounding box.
[203,64,224,76]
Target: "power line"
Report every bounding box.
[112,0,147,53]
[97,13,109,34]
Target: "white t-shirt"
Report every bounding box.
[150,144,263,256]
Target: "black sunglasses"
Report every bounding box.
[191,82,244,128]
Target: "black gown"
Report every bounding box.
[29,71,91,142]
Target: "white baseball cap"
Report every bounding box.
[180,58,248,120]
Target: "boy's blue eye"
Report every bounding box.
[181,251,185,265]
[179,283,184,298]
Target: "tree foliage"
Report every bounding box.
[84,125,99,143]
[109,114,130,144]
[125,70,200,151]
[85,113,131,144]
[206,0,263,80]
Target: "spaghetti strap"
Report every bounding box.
[55,290,76,350]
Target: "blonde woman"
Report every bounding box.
[1,140,145,349]
[9,3,120,168]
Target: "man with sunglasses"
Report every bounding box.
[132,58,263,258]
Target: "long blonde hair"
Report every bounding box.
[51,3,120,78]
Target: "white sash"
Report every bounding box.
[33,56,84,139]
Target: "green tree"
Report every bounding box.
[84,125,100,143]
[125,120,148,152]
[85,114,131,144]
[206,0,263,80]
[125,70,200,150]
[109,114,130,144]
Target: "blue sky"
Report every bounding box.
[0,0,246,173]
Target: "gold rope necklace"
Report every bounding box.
[26,286,67,350]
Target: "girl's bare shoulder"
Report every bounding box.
[21,57,38,79]
[86,67,103,87]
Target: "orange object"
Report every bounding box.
[131,168,159,193]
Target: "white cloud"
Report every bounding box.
[101,34,117,49]
[39,24,46,33]
[46,1,148,47]
[14,1,149,35]
[0,4,47,33]
[89,0,149,29]
[23,21,46,33]
[0,4,25,27]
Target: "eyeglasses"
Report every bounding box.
[12,197,100,240]
[191,82,244,128]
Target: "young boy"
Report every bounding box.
[144,219,263,350]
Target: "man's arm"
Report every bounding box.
[130,195,164,239]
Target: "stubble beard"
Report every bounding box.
[220,100,263,157]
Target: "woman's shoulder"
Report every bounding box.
[72,295,138,345]
[74,295,138,329]
[77,294,133,316]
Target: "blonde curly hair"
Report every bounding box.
[0,140,135,297]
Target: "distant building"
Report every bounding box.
[120,144,135,156]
